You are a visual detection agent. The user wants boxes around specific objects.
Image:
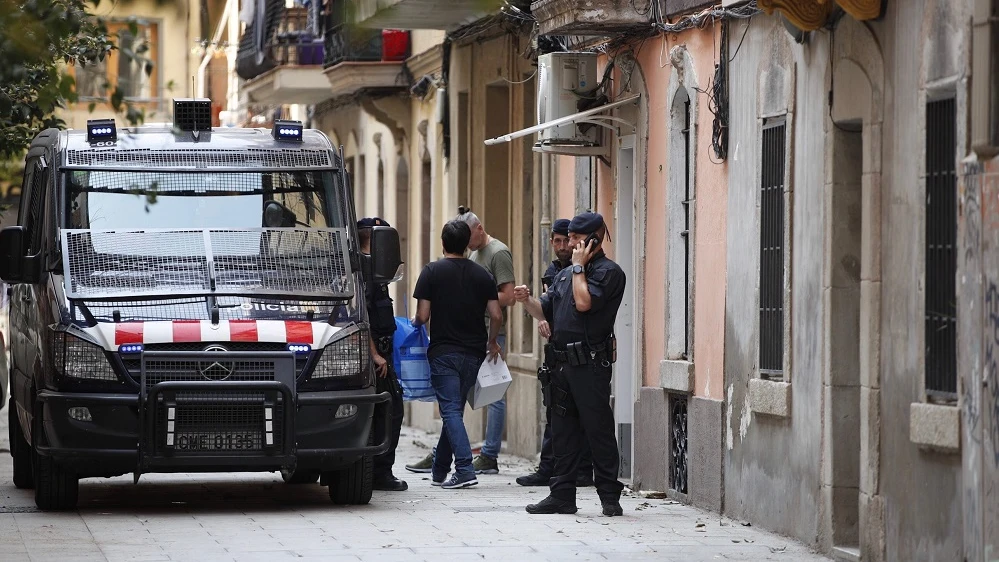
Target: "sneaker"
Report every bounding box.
[405,452,434,473]
[575,473,595,487]
[601,500,624,517]
[431,477,446,487]
[526,495,578,515]
[440,473,478,489]
[472,454,499,474]
[516,471,550,487]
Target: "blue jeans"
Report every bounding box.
[481,335,506,459]
[430,351,484,480]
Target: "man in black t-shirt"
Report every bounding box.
[412,219,503,489]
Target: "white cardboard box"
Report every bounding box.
[468,357,512,409]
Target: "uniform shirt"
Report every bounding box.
[365,280,396,339]
[542,259,570,292]
[540,251,626,348]
[469,238,515,334]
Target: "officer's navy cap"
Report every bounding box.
[357,217,390,228]
[568,212,604,235]
[552,219,570,236]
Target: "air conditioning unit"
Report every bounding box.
[537,52,599,146]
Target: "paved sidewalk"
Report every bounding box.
[0,415,829,561]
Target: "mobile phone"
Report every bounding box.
[584,232,601,248]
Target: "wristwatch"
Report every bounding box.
[571,264,584,275]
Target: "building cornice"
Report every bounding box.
[407,45,443,79]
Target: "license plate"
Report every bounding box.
[174,433,260,451]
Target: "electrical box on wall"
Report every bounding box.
[537,52,599,146]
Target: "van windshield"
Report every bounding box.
[66,170,342,230]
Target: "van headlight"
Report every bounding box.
[50,331,119,382]
[302,325,372,389]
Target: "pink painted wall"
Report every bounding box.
[556,155,576,222]
[687,33,728,401]
[552,29,727,400]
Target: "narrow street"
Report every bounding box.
[0,414,828,562]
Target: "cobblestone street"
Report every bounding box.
[0,414,828,562]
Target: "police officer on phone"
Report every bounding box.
[357,217,407,492]
[514,211,626,517]
[517,218,594,488]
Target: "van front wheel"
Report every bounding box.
[9,399,33,489]
[33,447,79,511]
[327,454,373,505]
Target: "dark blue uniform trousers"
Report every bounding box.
[539,399,594,478]
[373,350,405,480]
[549,361,624,503]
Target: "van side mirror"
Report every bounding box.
[368,226,403,283]
[0,226,29,283]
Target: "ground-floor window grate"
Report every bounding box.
[669,394,688,494]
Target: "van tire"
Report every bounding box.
[281,468,320,484]
[9,399,34,489]
[327,454,373,505]
[34,448,79,511]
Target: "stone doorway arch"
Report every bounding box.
[822,15,885,562]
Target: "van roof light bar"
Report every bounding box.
[273,120,304,143]
[86,119,117,144]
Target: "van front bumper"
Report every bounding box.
[35,386,391,478]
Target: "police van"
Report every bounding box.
[2,99,402,510]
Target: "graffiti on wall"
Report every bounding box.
[986,281,999,466]
[964,163,984,447]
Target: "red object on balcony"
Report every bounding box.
[381,30,409,62]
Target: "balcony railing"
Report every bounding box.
[237,5,324,81]
[323,0,410,68]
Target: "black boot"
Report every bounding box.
[516,471,551,486]
[526,495,578,515]
[372,475,409,491]
[601,499,623,517]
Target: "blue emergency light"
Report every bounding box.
[86,119,117,144]
[287,343,311,354]
[272,120,304,142]
[119,343,144,354]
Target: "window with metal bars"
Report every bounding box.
[924,97,958,398]
[681,98,692,359]
[759,117,786,379]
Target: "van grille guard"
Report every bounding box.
[61,228,354,301]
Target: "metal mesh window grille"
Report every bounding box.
[62,228,352,299]
[66,148,333,170]
[925,98,958,397]
[67,169,324,194]
[760,118,786,378]
[669,394,688,494]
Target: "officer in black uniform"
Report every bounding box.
[514,211,626,516]
[517,219,594,488]
[357,217,407,492]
